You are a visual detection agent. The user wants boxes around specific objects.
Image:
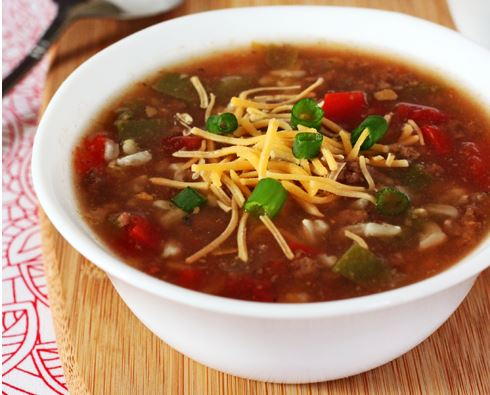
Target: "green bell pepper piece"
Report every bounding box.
[115,118,169,144]
[152,73,198,104]
[333,243,390,285]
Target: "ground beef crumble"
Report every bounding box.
[390,143,422,160]
[443,195,488,245]
[424,162,444,177]
[291,257,319,278]
[330,209,369,227]
[338,161,363,184]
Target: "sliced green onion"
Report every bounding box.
[291,98,324,130]
[350,115,388,150]
[171,187,207,213]
[292,132,323,159]
[244,178,287,218]
[375,187,410,216]
[206,113,238,135]
[332,243,389,285]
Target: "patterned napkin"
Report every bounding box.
[3,1,68,393]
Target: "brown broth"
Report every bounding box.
[73,44,490,303]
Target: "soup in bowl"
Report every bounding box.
[33,6,490,383]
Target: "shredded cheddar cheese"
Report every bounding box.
[321,147,338,171]
[210,184,231,206]
[311,158,329,176]
[359,155,375,190]
[258,118,279,179]
[237,212,249,262]
[408,119,425,145]
[386,153,395,167]
[339,130,353,155]
[151,75,418,261]
[291,197,324,218]
[205,93,216,121]
[347,128,369,160]
[217,200,232,212]
[150,178,208,190]
[239,117,261,136]
[260,215,294,260]
[345,230,369,249]
[222,174,246,207]
[190,76,209,109]
[186,199,239,263]
[322,117,343,133]
[230,78,323,111]
[230,169,251,196]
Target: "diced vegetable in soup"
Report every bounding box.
[73,44,490,303]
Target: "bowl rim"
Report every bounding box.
[33,5,490,319]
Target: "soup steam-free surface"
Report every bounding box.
[73,44,490,303]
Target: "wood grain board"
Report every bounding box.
[39,1,489,393]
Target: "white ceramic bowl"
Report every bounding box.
[32,6,490,383]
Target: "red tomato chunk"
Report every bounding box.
[74,134,107,174]
[163,135,203,153]
[322,91,367,124]
[176,268,204,289]
[420,125,453,155]
[288,240,319,257]
[459,142,490,190]
[126,215,160,250]
[395,102,447,124]
[224,275,274,302]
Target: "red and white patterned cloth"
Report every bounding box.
[3,1,69,393]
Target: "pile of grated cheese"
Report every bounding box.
[151,76,420,263]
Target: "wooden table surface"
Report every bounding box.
[40,1,489,394]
